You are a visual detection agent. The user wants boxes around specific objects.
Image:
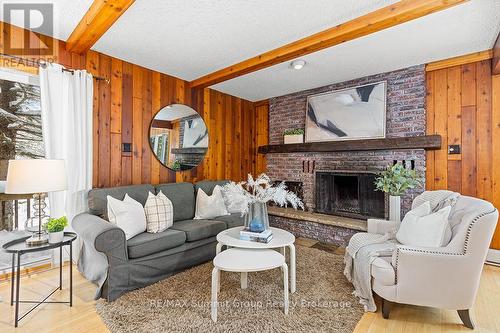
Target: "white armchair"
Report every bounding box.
[367,192,498,329]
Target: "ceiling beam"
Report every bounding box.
[66,0,135,54]
[493,31,500,75]
[426,49,493,72]
[190,0,468,89]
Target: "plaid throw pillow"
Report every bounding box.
[144,191,173,233]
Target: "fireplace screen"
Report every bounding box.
[315,171,385,219]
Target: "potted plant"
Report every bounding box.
[46,216,68,243]
[223,174,304,232]
[283,128,304,144]
[374,163,421,222]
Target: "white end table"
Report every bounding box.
[211,248,288,322]
[216,226,296,293]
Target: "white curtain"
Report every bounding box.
[39,63,93,225]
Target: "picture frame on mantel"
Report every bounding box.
[305,81,387,143]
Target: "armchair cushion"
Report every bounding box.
[371,258,395,286]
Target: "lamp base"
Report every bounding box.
[25,232,48,246]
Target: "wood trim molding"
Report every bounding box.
[426,49,494,72]
[493,32,500,75]
[66,0,135,54]
[190,0,468,88]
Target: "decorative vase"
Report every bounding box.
[244,202,270,232]
[48,231,64,244]
[389,195,401,222]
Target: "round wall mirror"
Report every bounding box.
[149,104,208,171]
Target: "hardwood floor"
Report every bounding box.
[0,239,499,332]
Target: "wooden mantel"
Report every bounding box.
[258,135,441,154]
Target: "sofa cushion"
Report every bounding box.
[155,183,195,221]
[171,219,226,242]
[213,213,245,229]
[195,180,229,196]
[371,257,395,286]
[127,229,186,259]
[89,184,154,219]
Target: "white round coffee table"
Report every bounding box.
[211,248,288,322]
[216,226,296,293]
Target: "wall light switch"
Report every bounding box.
[448,145,460,154]
[122,143,132,153]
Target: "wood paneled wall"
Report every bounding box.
[0,22,268,188]
[426,59,500,249]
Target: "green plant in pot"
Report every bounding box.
[45,216,68,244]
[283,128,305,144]
[374,163,421,222]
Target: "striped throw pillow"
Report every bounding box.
[144,191,173,233]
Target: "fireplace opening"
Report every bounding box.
[315,171,385,220]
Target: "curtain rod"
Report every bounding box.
[0,52,110,84]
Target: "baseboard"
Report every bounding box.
[486,249,500,266]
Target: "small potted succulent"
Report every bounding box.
[374,163,421,222]
[283,128,304,144]
[46,216,68,243]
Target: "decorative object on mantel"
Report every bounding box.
[283,128,304,144]
[5,159,67,246]
[46,216,68,243]
[306,81,386,142]
[374,163,421,222]
[222,174,304,242]
[258,134,441,154]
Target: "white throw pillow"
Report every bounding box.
[396,204,452,248]
[194,185,229,219]
[221,186,248,214]
[107,194,147,240]
[144,191,174,233]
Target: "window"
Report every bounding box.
[0,69,49,271]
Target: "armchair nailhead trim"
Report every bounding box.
[394,209,497,283]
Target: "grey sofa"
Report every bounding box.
[73,180,243,301]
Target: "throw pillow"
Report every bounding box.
[396,204,452,247]
[144,191,174,233]
[221,186,248,214]
[194,185,229,219]
[107,194,147,240]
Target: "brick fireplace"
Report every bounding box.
[266,65,427,245]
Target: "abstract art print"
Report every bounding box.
[305,81,386,142]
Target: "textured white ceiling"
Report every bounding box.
[212,0,500,101]
[93,0,398,80]
[0,0,93,41]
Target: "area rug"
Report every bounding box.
[96,246,364,332]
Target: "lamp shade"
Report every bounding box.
[5,159,67,194]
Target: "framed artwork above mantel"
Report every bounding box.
[305,81,387,143]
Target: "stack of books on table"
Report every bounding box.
[239,228,273,243]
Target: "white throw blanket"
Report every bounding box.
[344,235,397,311]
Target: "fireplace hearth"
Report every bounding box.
[315,171,385,220]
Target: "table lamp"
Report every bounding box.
[5,159,67,246]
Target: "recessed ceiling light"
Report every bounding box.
[290,60,306,70]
